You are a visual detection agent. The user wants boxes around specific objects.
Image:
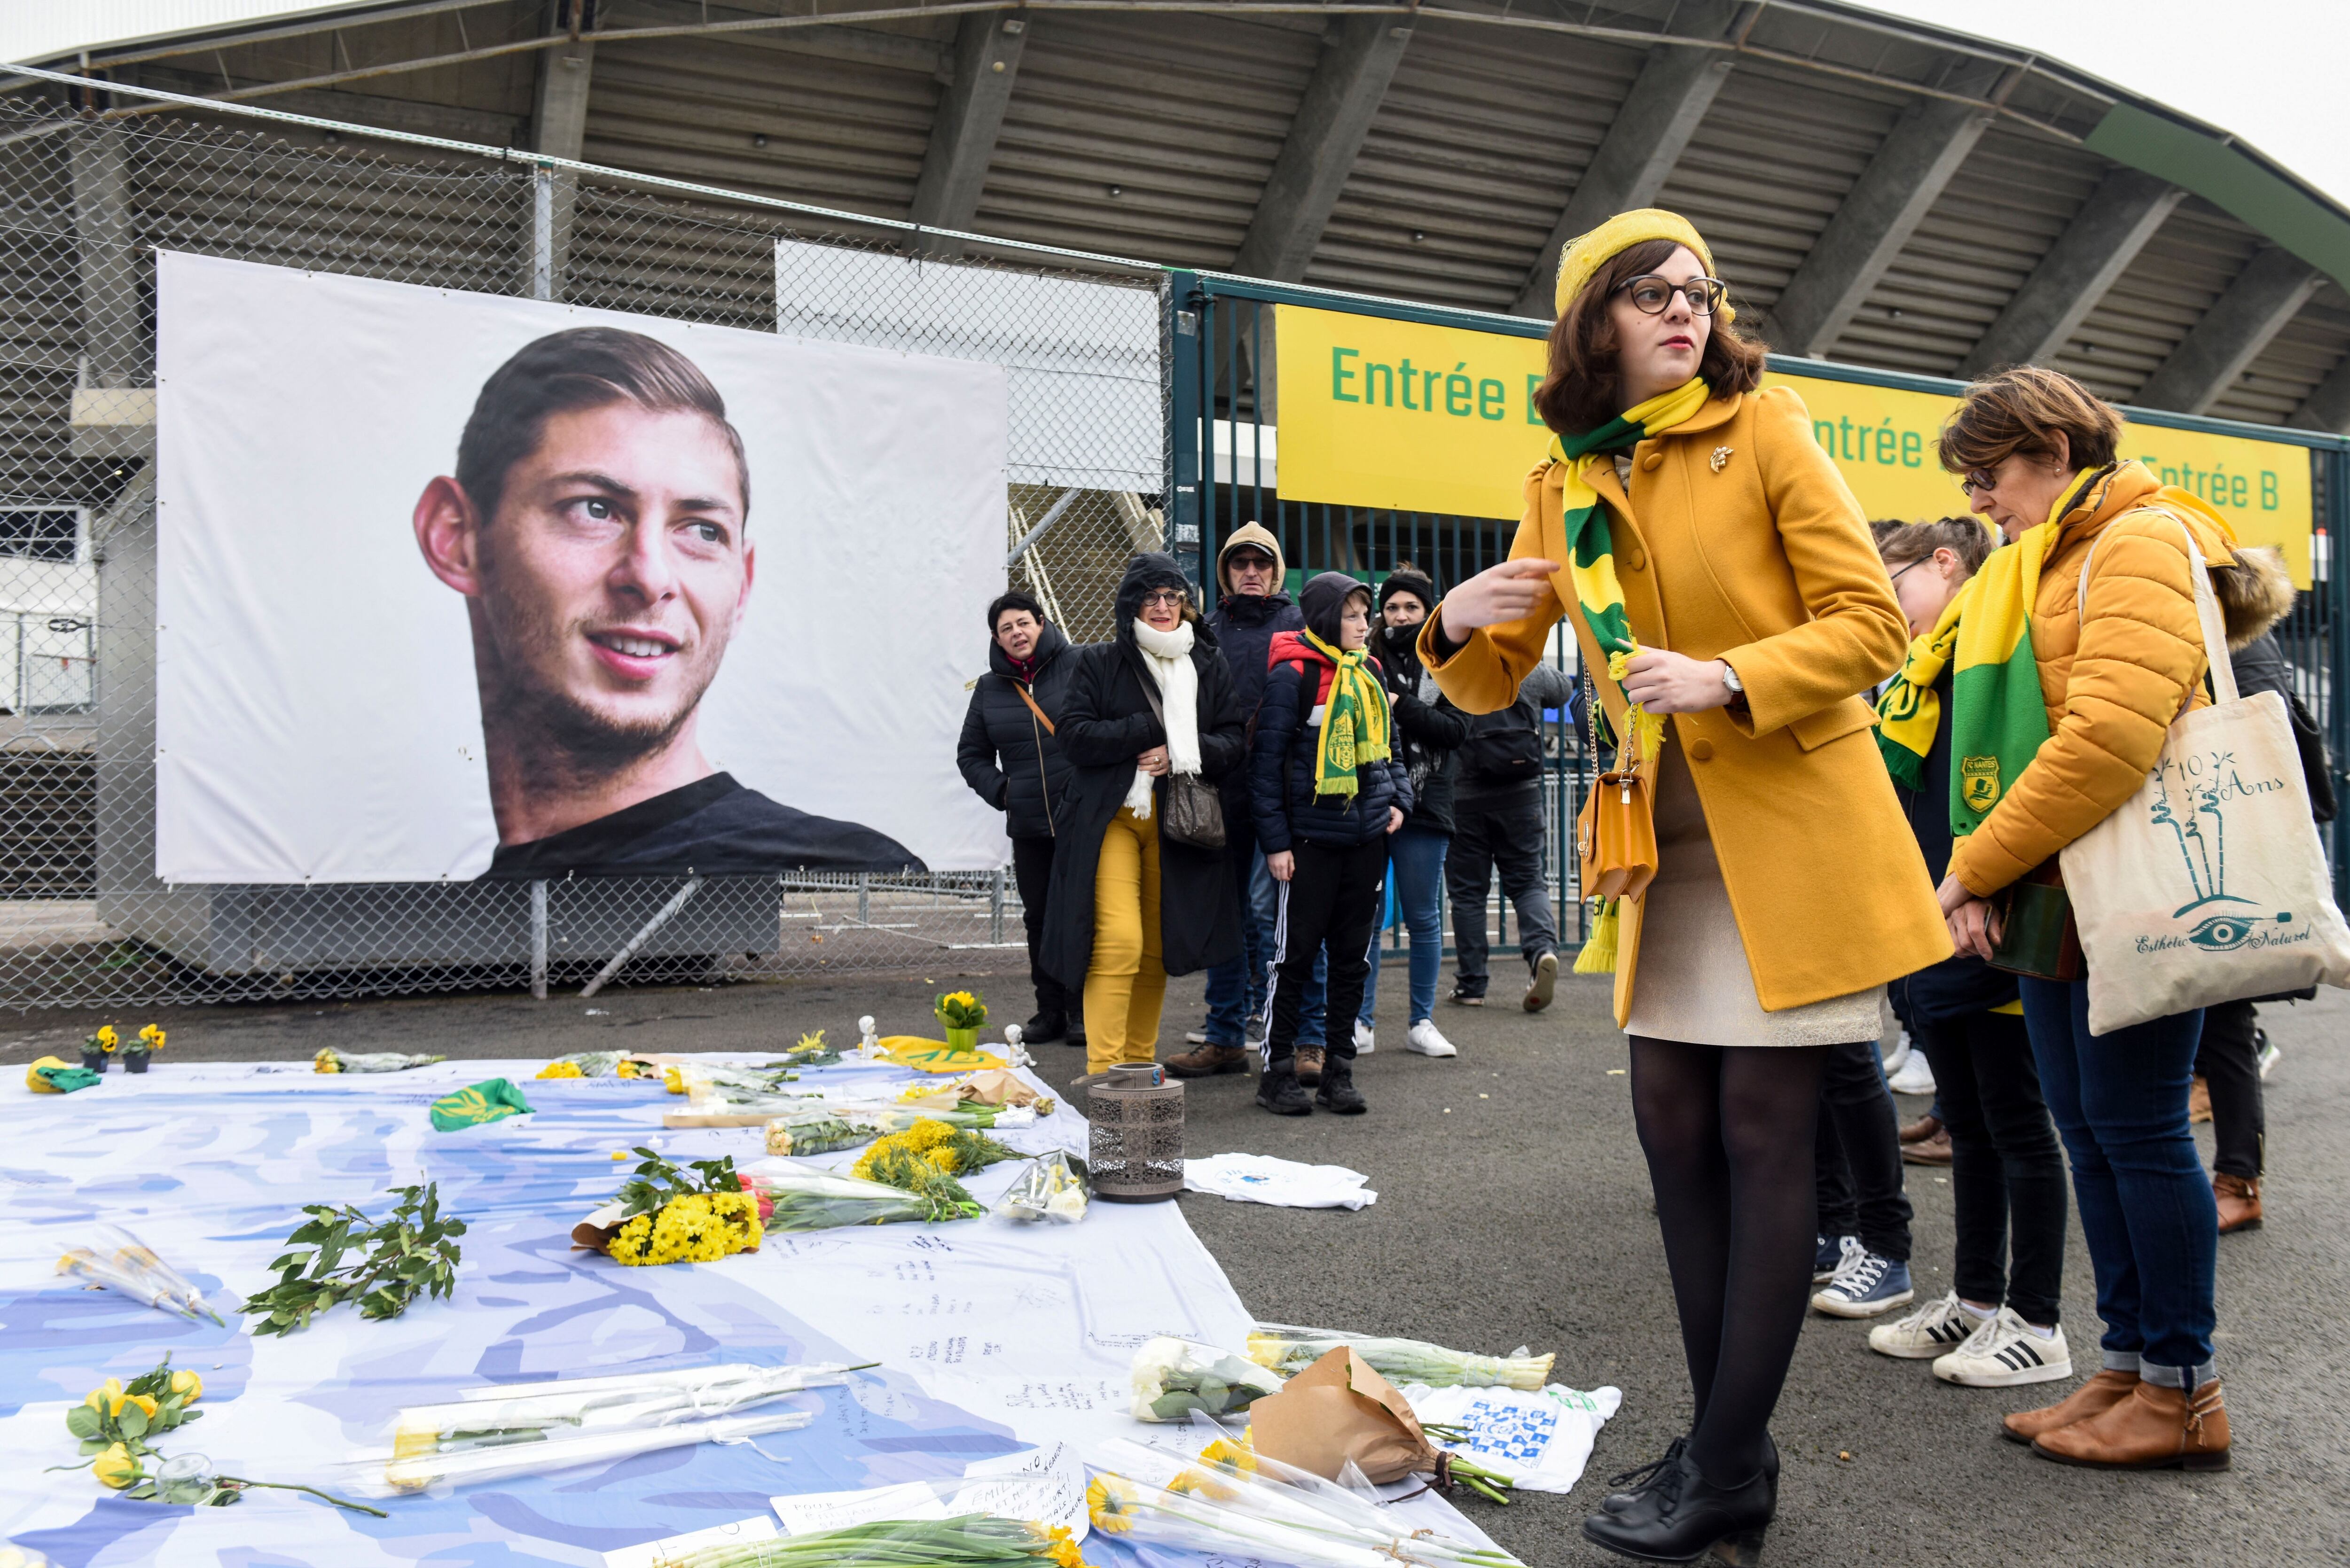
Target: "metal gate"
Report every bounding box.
[1166,268,2350,971]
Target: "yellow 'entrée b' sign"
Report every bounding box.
[1272,303,2315,586]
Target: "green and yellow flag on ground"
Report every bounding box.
[430,1078,534,1131]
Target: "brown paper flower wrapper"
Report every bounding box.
[1246,1345,1438,1484]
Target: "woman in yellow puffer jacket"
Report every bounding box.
[1935,367,2236,1474]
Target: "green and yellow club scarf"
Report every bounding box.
[1874,472,2100,838]
[1301,627,1391,799]
[1551,376,1707,977]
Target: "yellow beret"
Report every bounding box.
[1553,208,1733,324]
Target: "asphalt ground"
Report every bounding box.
[6,965,2343,1566]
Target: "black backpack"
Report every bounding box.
[1459,696,1543,784]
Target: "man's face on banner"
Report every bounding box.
[467,402,752,757]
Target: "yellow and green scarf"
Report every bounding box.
[1874,472,2100,836]
[1553,377,1708,977]
[1301,627,1390,799]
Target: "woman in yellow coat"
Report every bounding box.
[1420,211,1950,1564]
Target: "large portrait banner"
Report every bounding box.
[156,252,1010,882]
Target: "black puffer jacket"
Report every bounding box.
[1250,574,1414,852]
[1377,623,1470,835]
[957,622,1081,839]
[1037,556,1246,990]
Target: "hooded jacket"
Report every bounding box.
[957,620,1081,840]
[1375,616,1470,835]
[1206,522,1306,748]
[1947,461,2241,897]
[2215,545,2335,824]
[1037,554,1246,990]
[1250,572,1414,851]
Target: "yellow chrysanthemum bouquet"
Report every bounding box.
[847,1116,1020,1218]
[576,1147,763,1267]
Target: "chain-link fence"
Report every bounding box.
[0,78,1171,1007]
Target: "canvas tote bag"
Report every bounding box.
[2059,515,2350,1034]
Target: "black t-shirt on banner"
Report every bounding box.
[483,772,925,879]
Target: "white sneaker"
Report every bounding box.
[1867,1291,1981,1360]
[1882,1032,1912,1077]
[1406,1020,1457,1057]
[1887,1050,1937,1096]
[1354,1020,1376,1054]
[2257,1030,2281,1079]
[1931,1307,2072,1387]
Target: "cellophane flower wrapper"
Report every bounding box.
[995,1153,1090,1224]
[763,1112,882,1157]
[1156,1425,1520,1568]
[741,1157,979,1227]
[1128,1337,1284,1422]
[1083,1466,1407,1568]
[58,1227,225,1324]
[1246,1325,1554,1391]
[652,1513,1081,1568]
[352,1404,817,1497]
[315,1048,446,1074]
[397,1361,853,1446]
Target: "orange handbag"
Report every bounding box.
[1575,681,1660,902]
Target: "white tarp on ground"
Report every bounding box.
[0,1048,1499,1566]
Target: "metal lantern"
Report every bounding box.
[1087,1064,1185,1202]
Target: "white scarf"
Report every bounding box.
[1125,616,1200,819]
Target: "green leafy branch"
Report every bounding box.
[614,1147,743,1220]
[244,1182,467,1337]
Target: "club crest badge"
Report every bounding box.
[1960,756,2001,813]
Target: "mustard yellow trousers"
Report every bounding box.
[1084,805,1164,1073]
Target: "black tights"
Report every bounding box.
[1630,1036,1832,1486]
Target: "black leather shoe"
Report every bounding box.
[1604,1435,1775,1515]
[1255,1064,1312,1116]
[1022,1011,1067,1044]
[1065,1027,1088,1051]
[1582,1450,1772,1565]
[1315,1058,1367,1115]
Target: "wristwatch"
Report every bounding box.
[1717,660,1744,698]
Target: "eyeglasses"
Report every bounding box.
[1139,590,1188,609]
[1958,465,1999,497]
[1887,558,1928,587]
[1227,554,1276,574]
[1614,274,1728,316]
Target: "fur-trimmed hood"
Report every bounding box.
[2212,545,2295,650]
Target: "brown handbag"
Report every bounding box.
[1575,677,1660,902]
[1136,682,1227,850]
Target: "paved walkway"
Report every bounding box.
[5,966,2341,1565]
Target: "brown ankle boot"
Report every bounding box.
[2214,1172,2264,1233]
[1294,1045,1325,1087]
[2001,1368,2138,1445]
[1166,1042,1251,1078]
[2032,1378,2230,1470]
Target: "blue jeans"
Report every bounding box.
[1202,845,1323,1047]
[1359,826,1449,1028]
[2019,976,2216,1385]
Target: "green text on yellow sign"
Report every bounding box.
[1272,303,2313,587]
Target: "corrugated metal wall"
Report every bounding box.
[1305,21,1645,311]
[974,10,1324,267]
[585,27,948,220]
[1655,58,1904,322]
[2051,197,2258,406]
[1831,127,2106,377]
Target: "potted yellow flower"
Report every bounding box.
[934,990,987,1053]
[123,1024,165,1075]
[81,1024,118,1075]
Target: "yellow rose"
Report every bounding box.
[92,1442,139,1489]
[314,1047,342,1074]
[169,1369,203,1403]
[615,1060,639,1078]
[123,1393,158,1421]
[85,1378,123,1413]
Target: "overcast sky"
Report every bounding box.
[1861,0,2346,207]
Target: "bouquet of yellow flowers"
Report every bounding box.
[574,1147,763,1267]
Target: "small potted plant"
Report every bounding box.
[934,990,987,1053]
[81,1024,118,1075]
[123,1024,165,1075]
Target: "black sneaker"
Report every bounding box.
[1315,1058,1366,1115]
[1022,1012,1067,1044]
[1255,1064,1312,1116]
[1065,1026,1088,1051]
